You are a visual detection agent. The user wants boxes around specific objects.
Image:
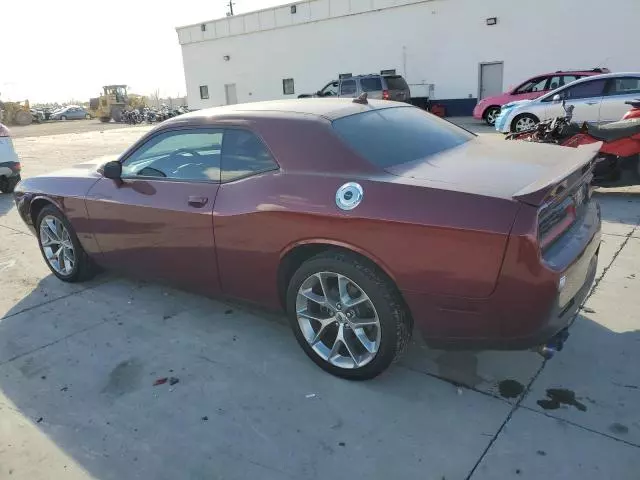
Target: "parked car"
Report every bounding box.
[474,68,609,126]
[495,72,640,133]
[300,74,411,102]
[51,106,92,121]
[0,123,21,193]
[14,99,601,379]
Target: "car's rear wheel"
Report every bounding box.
[286,250,411,380]
[36,205,96,282]
[511,113,539,133]
[85,113,91,120]
[484,106,501,126]
[0,175,20,193]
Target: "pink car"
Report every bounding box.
[473,68,610,125]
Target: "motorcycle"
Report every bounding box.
[506,100,640,185]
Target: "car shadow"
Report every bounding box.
[0,264,638,479]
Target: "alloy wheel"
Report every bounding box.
[486,108,499,125]
[295,272,381,369]
[515,116,537,132]
[39,215,75,275]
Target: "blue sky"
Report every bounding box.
[1,0,288,102]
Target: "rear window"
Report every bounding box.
[360,77,383,92]
[385,76,409,90]
[332,107,474,168]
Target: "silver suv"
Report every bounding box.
[304,74,411,102]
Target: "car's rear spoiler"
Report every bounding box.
[512,143,602,207]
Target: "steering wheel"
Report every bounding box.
[170,148,202,159]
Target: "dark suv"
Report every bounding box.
[301,74,411,102]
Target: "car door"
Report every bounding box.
[339,79,357,98]
[318,81,339,97]
[85,127,223,295]
[70,108,81,119]
[360,77,383,99]
[541,78,607,124]
[212,127,281,305]
[599,76,640,123]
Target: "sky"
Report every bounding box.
[1,0,289,103]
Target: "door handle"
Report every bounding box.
[188,196,208,208]
[586,101,599,106]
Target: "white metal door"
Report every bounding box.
[225,84,238,105]
[479,62,504,99]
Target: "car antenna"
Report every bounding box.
[353,92,368,104]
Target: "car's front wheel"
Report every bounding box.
[511,113,539,133]
[60,115,67,121]
[484,106,501,126]
[286,250,412,380]
[36,205,96,282]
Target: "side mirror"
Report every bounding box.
[552,94,562,104]
[102,161,122,179]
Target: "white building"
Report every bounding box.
[177,0,640,115]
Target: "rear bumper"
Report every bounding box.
[404,199,601,350]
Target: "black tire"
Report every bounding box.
[36,205,96,282]
[85,113,91,120]
[99,117,111,123]
[0,175,20,193]
[286,250,412,380]
[484,106,501,126]
[60,115,67,121]
[510,113,539,133]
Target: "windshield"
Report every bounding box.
[332,106,474,168]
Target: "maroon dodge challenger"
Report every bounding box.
[14,98,601,379]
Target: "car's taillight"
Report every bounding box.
[538,197,577,251]
[0,124,10,137]
[382,90,390,100]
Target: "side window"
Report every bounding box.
[547,76,563,91]
[561,75,581,86]
[360,77,383,92]
[563,79,607,100]
[606,77,640,96]
[221,129,278,182]
[514,77,549,94]
[340,79,357,96]
[320,81,339,97]
[122,129,223,182]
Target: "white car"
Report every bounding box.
[495,72,640,133]
[0,123,22,193]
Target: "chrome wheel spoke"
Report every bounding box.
[311,317,337,345]
[338,326,359,367]
[352,327,376,354]
[349,317,378,328]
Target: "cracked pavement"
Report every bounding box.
[0,122,638,479]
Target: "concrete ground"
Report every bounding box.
[0,120,638,480]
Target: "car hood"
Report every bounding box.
[34,155,117,179]
[385,137,601,206]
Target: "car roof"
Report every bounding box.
[530,72,640,102]
[176,98,404,122]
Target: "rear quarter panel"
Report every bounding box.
[213,171,519,309]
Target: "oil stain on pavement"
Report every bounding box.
[536,388,587,412]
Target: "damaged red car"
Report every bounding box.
[14,99,601,379]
